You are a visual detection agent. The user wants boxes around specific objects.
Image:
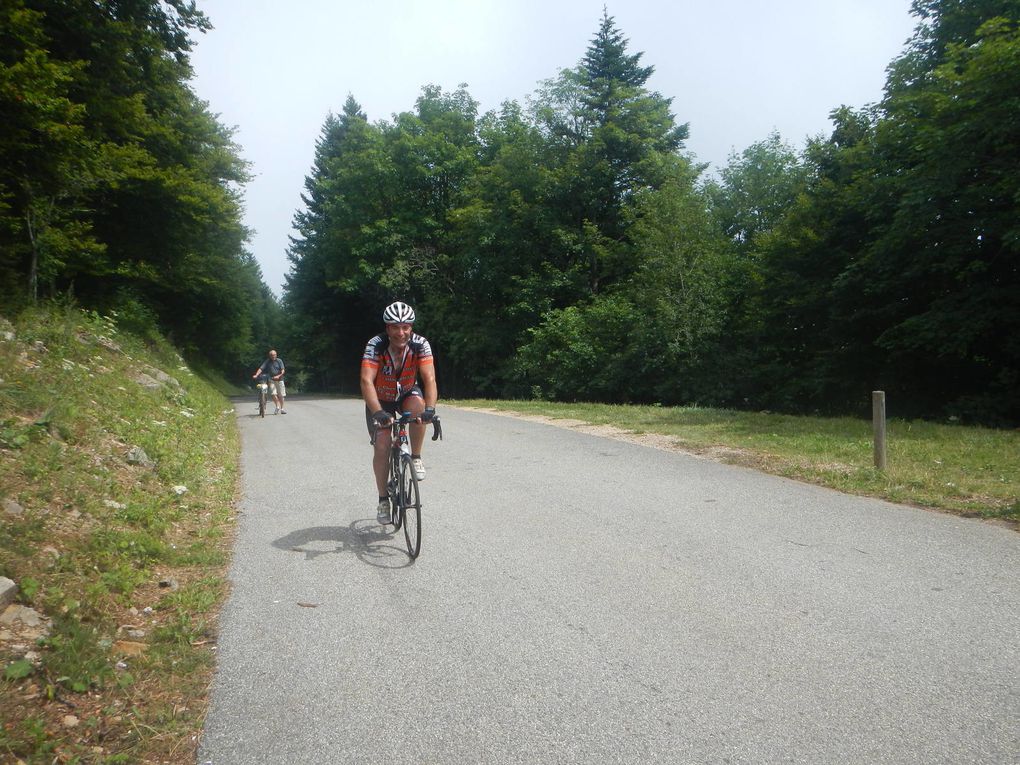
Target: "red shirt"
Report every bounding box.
[361,334,433,402]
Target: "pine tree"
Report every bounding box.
[538,10,690,293]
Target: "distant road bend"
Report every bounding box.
[198,397,1019,764]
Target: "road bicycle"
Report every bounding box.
[255,374,270,418]
[372,411,442,559]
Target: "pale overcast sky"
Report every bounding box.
[188,0,918,297]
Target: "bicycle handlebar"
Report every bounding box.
[369,413,443,445]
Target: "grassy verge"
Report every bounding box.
[449,399,1019,522]
[1,306,239,763]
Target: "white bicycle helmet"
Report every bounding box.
[382,301,415,324]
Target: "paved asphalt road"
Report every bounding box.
[198,397,1018,764]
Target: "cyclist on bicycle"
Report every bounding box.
[361,301,438,523]
[252,349,287,414]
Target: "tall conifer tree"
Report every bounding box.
[542,10,689,293]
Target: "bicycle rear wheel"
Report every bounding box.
[399,456,421,558]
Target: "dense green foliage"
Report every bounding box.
[285,3,1018,425]
[285,11,703,398]
[0,0,276,379]
[741,0,1020,424]
[3,2,1014,422]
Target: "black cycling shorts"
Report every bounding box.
[365,385,424,435]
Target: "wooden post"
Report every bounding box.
[872,391,887,470]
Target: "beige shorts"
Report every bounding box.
[269,379,286,397]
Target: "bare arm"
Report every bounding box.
[360,364,383,413]
[419,362,438,409]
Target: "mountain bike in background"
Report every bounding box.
[255,374,270,418]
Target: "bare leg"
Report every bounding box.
[373,431,391,496]
[402,396,427,454]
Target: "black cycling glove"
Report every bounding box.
[372,410,392,426]
[420,406,436,422]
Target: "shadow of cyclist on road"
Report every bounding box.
[272,519,412,569]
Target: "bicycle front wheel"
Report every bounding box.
[399,456,421,558]
[258,389,266,418]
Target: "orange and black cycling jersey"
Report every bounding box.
[361,334,433,403]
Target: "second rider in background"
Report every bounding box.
[252,348,287,414]
[360,301,438,523]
